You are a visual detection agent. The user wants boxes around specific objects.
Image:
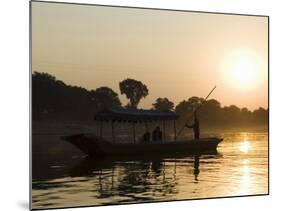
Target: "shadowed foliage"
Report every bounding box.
[92,87,121,110]
[152,98,174,111]
[32,72,268,126]
[175,97,268,127]
[32,72,121,121]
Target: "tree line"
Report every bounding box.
[32,72,268,126]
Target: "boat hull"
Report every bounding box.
[62,134,223,157]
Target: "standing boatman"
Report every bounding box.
[185,111,200,140]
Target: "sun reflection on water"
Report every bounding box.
[236,133,253,195]
[242,159,249,165]
[242,165,250,174]
[239,135,251,153]
[234,158,252,195]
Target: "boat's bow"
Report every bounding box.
[61,133,111,156]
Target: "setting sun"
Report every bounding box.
[230,57,258,84]
[221,50,263,91]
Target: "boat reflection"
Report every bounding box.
[69,153,216,178]
[68,152,220,199]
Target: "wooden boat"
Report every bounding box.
[62,133,223,156]
[61,108,223,157]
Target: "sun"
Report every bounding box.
[230,57,258,85]
[221,50,263,91]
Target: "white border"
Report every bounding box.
[1,0,280,211]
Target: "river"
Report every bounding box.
[32,131,268,209]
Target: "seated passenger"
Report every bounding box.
[144,131,150,142]
[152,126,162,142]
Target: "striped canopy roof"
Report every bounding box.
[95,108,178,122]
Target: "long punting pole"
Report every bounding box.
[177,86,216,137]
[163,120,166,141]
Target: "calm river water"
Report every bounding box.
[32,131,268,209]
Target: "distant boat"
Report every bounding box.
[62,108,223,157]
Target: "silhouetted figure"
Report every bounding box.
[186,112,200,140]
[152,127,157,141]
[194,155,200,181]
[152,126,162,142]
[159,128,163,141]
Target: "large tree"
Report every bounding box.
[119,78,149,109]
[152,97,174,111]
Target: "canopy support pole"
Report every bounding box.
[111,120,115,143]
[100,120,103,138]
[145,122,149,133]
[133,121,136,144]
[173,120,177,141]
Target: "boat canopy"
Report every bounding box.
[95,108,178,122]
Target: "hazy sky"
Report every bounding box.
[32,2,268,110]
